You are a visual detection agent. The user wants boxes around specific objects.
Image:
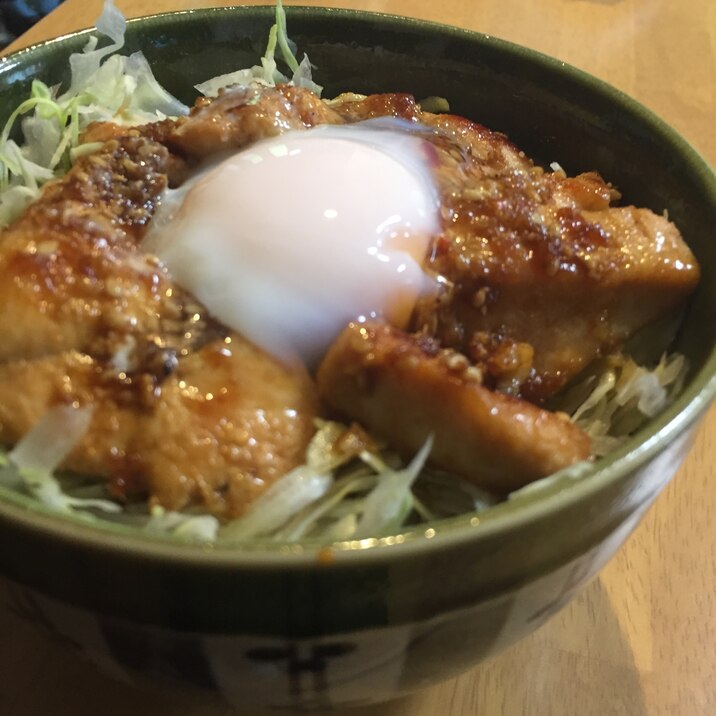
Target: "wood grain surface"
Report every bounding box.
[1,1,715,714]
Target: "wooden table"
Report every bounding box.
[1,1,714,714]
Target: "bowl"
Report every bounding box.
[0,6,714,710]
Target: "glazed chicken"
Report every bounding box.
[325,93,699,401]
[0,84,700,514]
[318,322,591,493]
[0,130,316,517]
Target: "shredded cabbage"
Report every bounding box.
[9,405,92,474]
[145,507,219,543]
[565,353,688,455]
[218,426,435,542]
[221,467,333,541]
[418,96,451,113]
[352,436,432,539]
[0,0,188,228]
[0,406,120,516]
[0,0,325,229]
[194,0,322,98]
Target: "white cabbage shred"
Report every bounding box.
[220,426,433,543]
[507,353,689,502]
[0,406,120,516]
[194,0,322,98]
[145,507,220,543]
[565,353,688,455]
[0,0,188,228]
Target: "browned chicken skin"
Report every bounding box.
[0,84,700,513]
[166,85,343,157]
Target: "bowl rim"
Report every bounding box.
[0,5,714,569]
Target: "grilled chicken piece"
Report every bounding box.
[0,334,316,517]
[139,335,316,515]
[164,85,343,159]
[83,86,342,178]
[412,162,700,401]
[0,352,137,478]
[317,322,591,493]
[80,123,191,187]
[0,135,190,365]
[0,128,317,517]
[329,93,701,400]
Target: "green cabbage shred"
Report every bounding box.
[194,0,322,98]
[0,0,189,228]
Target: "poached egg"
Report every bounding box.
[143,123,441,365]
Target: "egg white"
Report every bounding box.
[143,123,440,365]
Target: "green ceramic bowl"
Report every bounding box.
[0,6,714,709]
